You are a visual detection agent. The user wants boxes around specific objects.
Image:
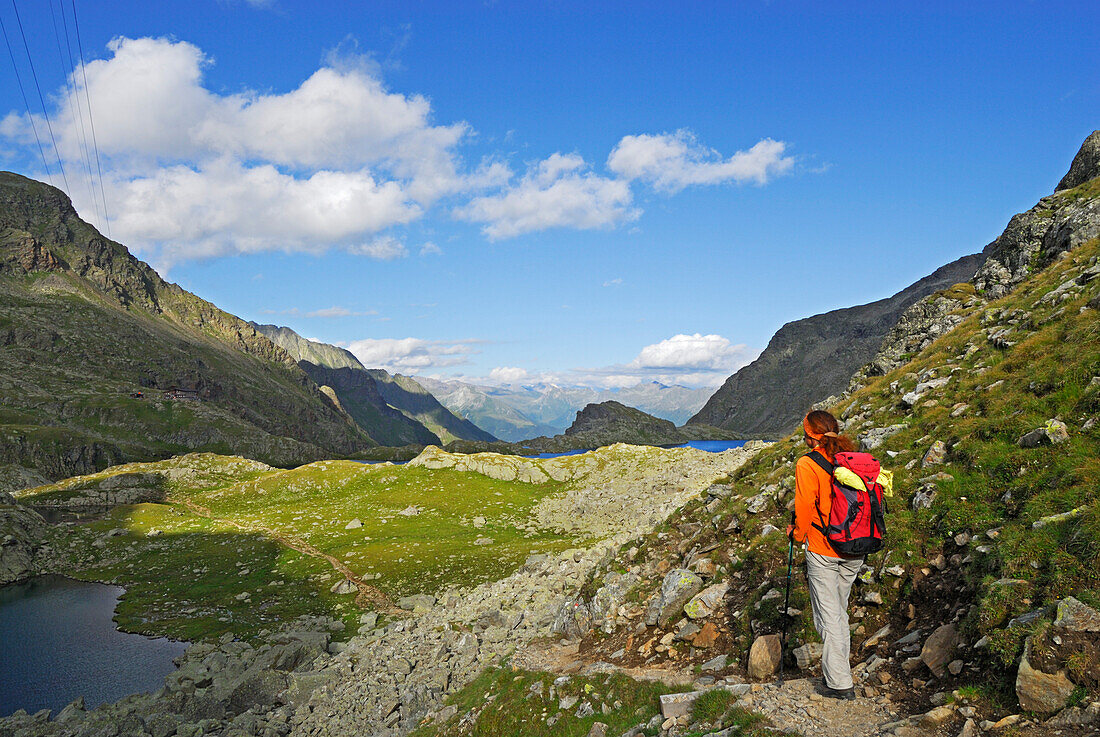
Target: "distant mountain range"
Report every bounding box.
[414,377,715,442]
[251,324,496,446]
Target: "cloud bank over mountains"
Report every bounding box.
[2,35,796,269]
[345,331,757,389]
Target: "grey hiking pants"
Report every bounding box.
[806,550,864,690]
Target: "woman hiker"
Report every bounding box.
[786,409,862,700]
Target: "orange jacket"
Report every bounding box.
[793,446,839,558]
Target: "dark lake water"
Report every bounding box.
[0,575,188,717]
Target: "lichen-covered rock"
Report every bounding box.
[645,569,704,626]
[683,582,729,620]
[589,572,639,621]
[1054,596,1100,632]
[922,440,947,467]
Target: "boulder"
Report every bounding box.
[397,594,436,612]
[920,623,958,678]
[551,599,592,640]
[921,441,947,467]
[920,705,955,728]
[590,572,640,621]
[748,634,782,680]
[693,622,719,649]
[1016,638,1075,714]
[859,424,908,451]
[684,582,729,620]
[344,518,362,529]
[329,578,357,595]
[1054,596,1100,632]
[1047,702,1100,725]
[1018,419,1070,448]
[793,642,823,670]
[646,569,704,626]
[659,691,703,719]
[586,723,609,737]
[746,494,770,514]
[701,654,728,672]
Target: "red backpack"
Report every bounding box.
[807,451,887,557]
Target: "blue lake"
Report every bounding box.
[670,439,749,452]
[522,439,748,458]
[0,575,188,717]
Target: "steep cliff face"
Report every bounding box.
[688,252,984,436]
[0,172,375,480]
[364,370,497,444]
[252,323,497,444]
[298,362,442,447]
[249,323,363,370]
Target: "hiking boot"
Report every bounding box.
[822,686,856,700]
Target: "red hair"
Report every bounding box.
[803,409,855,457]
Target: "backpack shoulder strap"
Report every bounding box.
[805,450,835,475]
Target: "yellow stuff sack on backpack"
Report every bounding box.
[835,466,894,498]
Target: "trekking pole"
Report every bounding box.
[778,510,796,685]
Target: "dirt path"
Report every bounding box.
[177,498,402,614]
[510,638,902,736]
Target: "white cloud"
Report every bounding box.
[608,131,794,192]
[303,306,377,318]
[455,153,637,239]
[443,333,758,390]
[629,333,751,370]
[347,235,409,260]
[419,241,443,256]
[6,36,466,267]
[109,160,418,266]
[2,34,803,266]
[347,337,482,372]
[602,277,623,287]
[488,366,528,383]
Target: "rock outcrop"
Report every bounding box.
[0,494,46,584]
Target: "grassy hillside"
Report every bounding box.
[0,173,375,480]
[19,452,576,640]
[569,201,1100,715]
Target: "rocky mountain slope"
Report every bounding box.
[252,324,495,445]
[557,131,1100,733]
[688,255,984,437]
[417,377,714,442]
[0,173,376,480]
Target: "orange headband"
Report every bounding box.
[803,415,838,440]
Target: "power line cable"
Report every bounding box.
[0,11,52,180]
[10,0,71,194]
[49,0,98,221]
[70,0,110,237]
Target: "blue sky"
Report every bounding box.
[2,1,1097,388]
